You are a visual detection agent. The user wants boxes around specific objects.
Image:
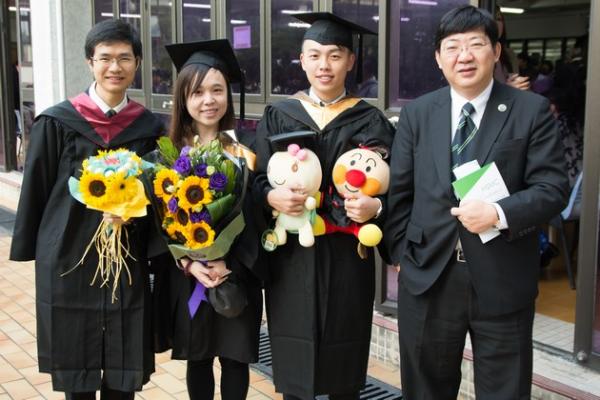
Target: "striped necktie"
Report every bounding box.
[105,109,117,118]
[451,102,477,170]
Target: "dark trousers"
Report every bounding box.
[65,381,134,400]
[187,357,249,400]
[397,258,535,400]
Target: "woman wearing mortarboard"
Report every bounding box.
[158,39,265,400]
[253,12,395,400]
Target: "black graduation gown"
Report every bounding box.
[161,130,267,364]
[9,96,164,392]
[253,94,395,398]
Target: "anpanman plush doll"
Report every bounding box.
[315,147,390,255]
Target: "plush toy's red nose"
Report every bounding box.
[346,169,366,187]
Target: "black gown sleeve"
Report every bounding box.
[252,106,278,210]
[10,116,64,261]
[224,131,267,282]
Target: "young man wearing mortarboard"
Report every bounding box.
[10,20,164,399]
[253,12,395,400]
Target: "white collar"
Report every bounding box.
[89,82,128,114]
[450,79,494,117]
[309,87,347,106]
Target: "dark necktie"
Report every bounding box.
[105,109,117,118]
[451,102,477,171]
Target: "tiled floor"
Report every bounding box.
[0,203,400,399]
[533,255,577,353]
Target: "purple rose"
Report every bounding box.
[174,156,191,175]
[209,172,227,192]
[190,210,212,224]
[194,163,208,177]
[167,197,179,213]
[180,146,192,157]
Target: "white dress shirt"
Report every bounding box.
[309,87,347,106]
[89,82,128,114]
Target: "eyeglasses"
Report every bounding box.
[441,40,490,58]
[91,56,137,67]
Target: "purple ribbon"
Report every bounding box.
[188,281,207,318]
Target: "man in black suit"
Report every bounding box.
[385,6,569,399]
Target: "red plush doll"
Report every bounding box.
[314,147,390,255]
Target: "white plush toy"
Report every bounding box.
[267,143,322,247]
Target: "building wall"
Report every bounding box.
[30,0,91,114]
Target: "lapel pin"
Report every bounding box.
[498,104,507,112]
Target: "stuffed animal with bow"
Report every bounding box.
[267,144,322,247]
[314,147,390,253]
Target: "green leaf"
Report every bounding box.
[222,159,236,194]
[157,137,179,167]
[206,193,235,223]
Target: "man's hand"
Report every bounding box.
[344,193,380,223]
[450,199,499,234]
[267,186,308,216]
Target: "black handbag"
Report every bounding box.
[208,275,248,318]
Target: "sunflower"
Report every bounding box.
[153,169,180,201]
[186,221,215,249]
[178,176,212,210]
[175,208,190,226]
[80,172,110,208]
[107,172,139,204]
[166,221,190,243]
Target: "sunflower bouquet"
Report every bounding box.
[148,134,249,317]
[67,148,152,302]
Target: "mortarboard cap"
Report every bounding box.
[293,12,376,85]
[267,131,318,153]
[165,39,245,120]
[294,12,376,50]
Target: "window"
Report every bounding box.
[226,0,261,95]
[94,0,112,23]
[545,39,562,63]
[182,1,211,42]
[150,0,174,94]
[18,0,33,88]
[270,0,313,95]
[388,0,469,107]
[332,0,379,98]
[120,0,143,89]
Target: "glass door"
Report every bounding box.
[574,0,600,372]
[148,0,176,113]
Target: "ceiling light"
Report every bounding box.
[281,10,306,15]
[500,7,524,14]
[183,3,210,9]
[408,0,438,6]
[288,22,310,28]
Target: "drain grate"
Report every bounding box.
[251,328,403,400]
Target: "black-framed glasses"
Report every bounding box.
[91,56,137,67]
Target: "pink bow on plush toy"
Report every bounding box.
[288,144,308,161]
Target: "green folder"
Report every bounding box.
[452,163,493,200]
